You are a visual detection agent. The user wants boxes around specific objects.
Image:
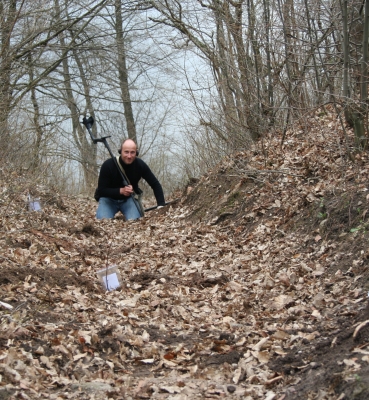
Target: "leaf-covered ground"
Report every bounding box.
[1,106,369,399]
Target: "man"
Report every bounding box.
[95,139,165,220]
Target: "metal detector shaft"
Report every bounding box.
[144,198,179,212]
[82,116,144,217]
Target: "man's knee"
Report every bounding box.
[96,198,117,219]
[121,197,142,220]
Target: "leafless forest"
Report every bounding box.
[1,0,368,196]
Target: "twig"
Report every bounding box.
[353,320,369,338]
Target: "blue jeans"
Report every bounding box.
[96,197,141,220]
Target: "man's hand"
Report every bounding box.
[120,185,134,196]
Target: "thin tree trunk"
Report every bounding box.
[359,0,369,147]
[115,0,137,141]
[72,46,99,190]
[55,0,92,191]
[28,52,43,171]
[342,0,366,148]
[304,0,323,104]
[247,0,261,116]
[228,0,260,141]
[342,0,349,99]
[263,0,274,122]
[213,1,240,144]
[0,0,17,149]
[277,0,294,140]
[361,0,369,103]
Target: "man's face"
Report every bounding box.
[121,140,137,164]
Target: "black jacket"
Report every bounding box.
[95,157,165,206]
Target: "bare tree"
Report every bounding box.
[0,0,108,163]
[0,0,18,151]
[341,0,368,149]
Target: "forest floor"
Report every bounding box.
[1,105,369,399]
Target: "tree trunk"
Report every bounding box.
[213,1,240,144]
[221,0,261,141]
[28,52,44,171]
[359,0,369,148]
[342,0,350,99]
[56,0,93,192]
[343,0,367,149]
[0,0,17,152]
[304,0,323,104]
[115,0,137,141]
[72,46,99,191]
[263,0,274,122]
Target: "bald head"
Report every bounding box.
[120,139,137,165]
[122,139,136,149]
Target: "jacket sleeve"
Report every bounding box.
[141,162,165,206]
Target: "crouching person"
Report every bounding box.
[95,139,165,220]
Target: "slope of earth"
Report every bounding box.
[1,106,369,399]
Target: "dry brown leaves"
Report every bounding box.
[1,107,369,399]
